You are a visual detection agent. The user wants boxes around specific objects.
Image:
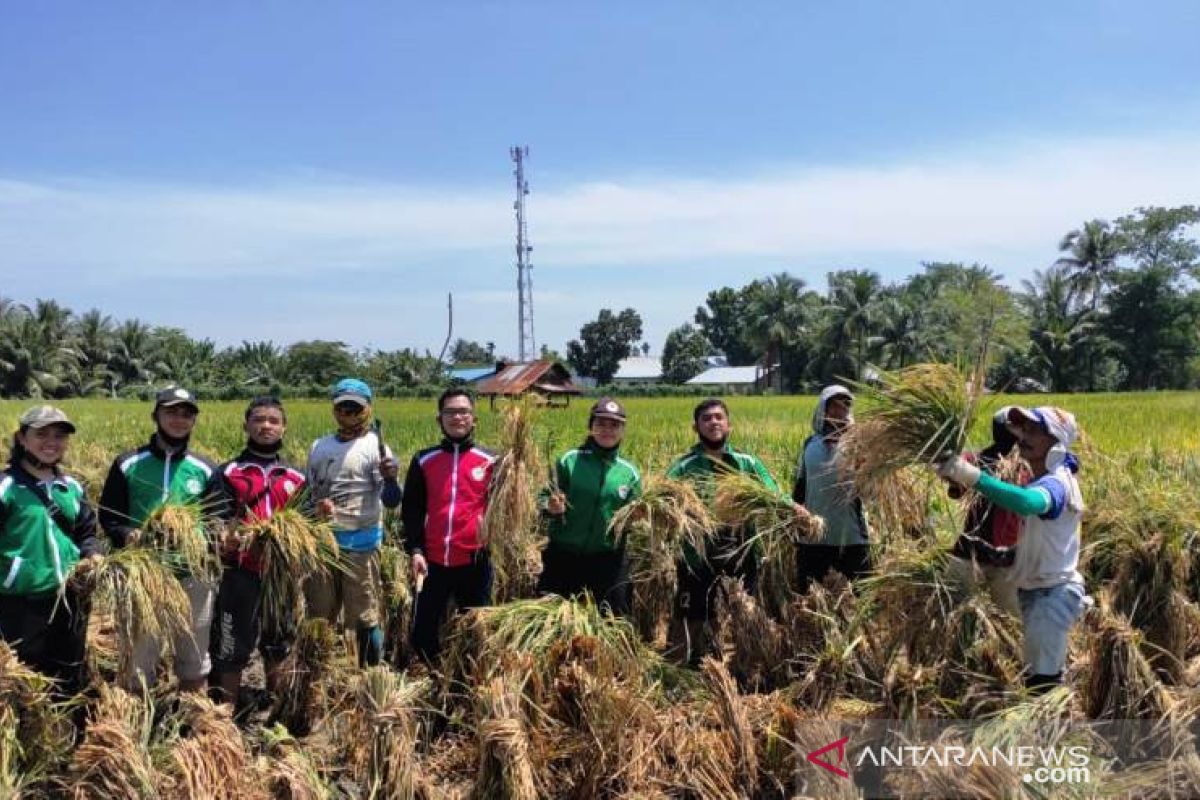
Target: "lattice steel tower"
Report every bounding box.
[511,145,536,362]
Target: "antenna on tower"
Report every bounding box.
[511,145,536,362]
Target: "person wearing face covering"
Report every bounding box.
[305,378,401,667]
[792,385,870,593]
[944,406,1029,615]
[936,406,1090,692]
[1,406,100,697]
[99,386,230,692]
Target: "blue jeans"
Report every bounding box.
[1019,582,1086,676]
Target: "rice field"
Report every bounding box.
[2,390,1200,799]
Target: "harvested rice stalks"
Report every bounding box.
[143,501,222,582]
[271,618,353,737]
[484,400,546,604]
[714,577,789,691]
[333,666,429,800]
[474,674,539,800]
[700,659,759,791]
[610,476,715,645]
[378,544,414,666]
[254,724,333,800]
[160,694,255,800]
[240,506,343,640]
[0,640,72,783]
[63,685,159,799]
[75,547,192,679]
[840,362,983,500]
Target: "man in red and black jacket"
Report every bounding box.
[211,397,306,707]
[402,388,496,663]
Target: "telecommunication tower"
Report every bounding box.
[511,145,536,362]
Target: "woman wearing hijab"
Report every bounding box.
[936,406,1089,692]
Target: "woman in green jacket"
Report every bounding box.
[0,406,101,695]
[538,398,641,615]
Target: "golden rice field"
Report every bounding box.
[3,391,1200,799]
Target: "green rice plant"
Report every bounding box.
[142,501,223,583]
[609,476,715,645]
[483,400,546,604]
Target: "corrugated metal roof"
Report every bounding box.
[447,366,496,382]
[613,357,662,381]
[684,366,761,385]
[475,360,581,396]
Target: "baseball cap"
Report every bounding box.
[18,405,76,433]
[589,397,627,422]
[332,377,373,407]
[1008,406,1078,448]
[154,386,199,412]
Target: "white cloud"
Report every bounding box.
[1,134,1198,350]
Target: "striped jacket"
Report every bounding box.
[401,438,496,567]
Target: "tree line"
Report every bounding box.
[1,205,1196,399]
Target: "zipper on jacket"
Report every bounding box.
[46,513,65,585]
[162,451,173,502]
[445,444,460,564]
[592,454,611,545]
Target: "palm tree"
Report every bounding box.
[1021,266,1093,392]
[742,272,810,391]
[109,319,159,392]
[0,305,79,397]
[822,269,882,378]
[873,293,928,369]
[1056,219,1120,390]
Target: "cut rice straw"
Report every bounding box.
[142,501,223,583]
[483,400,545,604]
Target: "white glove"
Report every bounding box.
[936,455,981,488]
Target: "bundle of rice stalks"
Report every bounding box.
[378,544,414,666]
[75,547,192,679]
[332,666,430,800]
[839,361,983,501]
[935,594,1026,717]
[446,595,658,692]
[610,476,715,646]
[143,501,222,582]
[253,724,333,800]
[62,685,159,799]
[660,706,741,800]
[0,640,73,786]
[483,400,546,604]
[700,659,759,792]
[714,577,789,691]
[714,470,824,617]
[159,694,256,800]
[271,618,353,737]
[240,506,343,640]
[473,674,540,800]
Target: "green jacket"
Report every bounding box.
[0,464,100,596]
[540,440,642,555]
[99,435,227,547]
[666,442,782,565]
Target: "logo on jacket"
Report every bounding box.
[186,478,203,495]
[618,484,631,500]
[471,465,486,482]
[283,480,296,494]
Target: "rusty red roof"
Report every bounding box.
[475,360,581,396]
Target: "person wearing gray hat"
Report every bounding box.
[537,397,641,616]
[98,386,230,692]
[0,406,101,696]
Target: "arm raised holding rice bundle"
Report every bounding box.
[935,405,1090,693]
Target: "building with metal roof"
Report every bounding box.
[684,365,767,393]
[612,356,663,384]
[474,360,582,407]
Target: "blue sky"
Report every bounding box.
[2,1,1199,356]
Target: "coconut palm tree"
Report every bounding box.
[1056,220,1120,390]
[742,272,811,391]
[821,269,882,379]
[1021,266,1093,392]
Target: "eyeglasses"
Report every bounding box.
[440,408,474,418]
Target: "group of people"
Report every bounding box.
[0,379,1088,711]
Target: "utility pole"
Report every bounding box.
[511,145,536,361]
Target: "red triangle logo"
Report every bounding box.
[807,736,850,779]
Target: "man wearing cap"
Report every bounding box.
[792,385,870,593]
[99,386,229,692]
[667,397,794,664]
[944,406,1028,615]
[537,397,641,615]
[305,378,401,666]
[402,388,496,663]
[1,406,100,696]
[936,405,1089,692]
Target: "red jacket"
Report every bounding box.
[221,451,306,573]
[401,438,496,567]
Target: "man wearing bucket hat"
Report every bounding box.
[99,386,229,692]
[936,405,1090,692]
[305,378,401,666]
[0,406,100,696]
[538,397,641,615]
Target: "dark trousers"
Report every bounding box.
[678,550,760,623]
[411,551,492,663]
[0,589,89,696]
[795,543,871,594]
[210,567,290,673]
[537,545,630,617]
